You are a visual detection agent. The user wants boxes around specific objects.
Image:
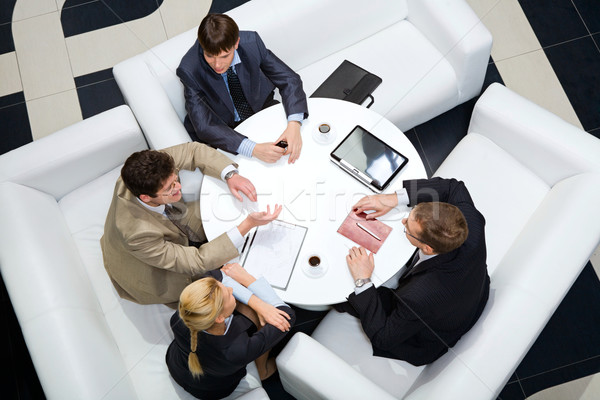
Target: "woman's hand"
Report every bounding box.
[221,263,256,287]
[248,296,291,332]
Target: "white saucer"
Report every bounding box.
[312,124,337,145]
[301,253,328,278]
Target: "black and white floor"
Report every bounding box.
[1,0,599,399]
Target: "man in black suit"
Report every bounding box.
[338,177,490,365]
[177,13,309,164]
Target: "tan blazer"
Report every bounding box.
[101,143,240,307]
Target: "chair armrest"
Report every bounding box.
[0,183,136,399]
[113,56,192,150]
[276,333,395,400]
[0,105,147,200]
[469,83,600,185]
[236,387,270,400]
[407,0,492,102]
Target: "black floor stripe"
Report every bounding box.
[61,0,163,38]
[544,36,600,131]
[0,92,32,155]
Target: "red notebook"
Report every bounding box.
[337,212,392,253]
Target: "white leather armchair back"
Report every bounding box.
[0,106,147,400]
[227,0,409,72]
[0,107,146,200]
[113,0,491,150]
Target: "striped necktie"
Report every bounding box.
[164,204,203,247]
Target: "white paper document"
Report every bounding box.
[241,220,307,290]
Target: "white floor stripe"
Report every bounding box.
[0,52,22,97]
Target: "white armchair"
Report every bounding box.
[113,0,491,150]
[275,83,600,399]
[0,105,268,400]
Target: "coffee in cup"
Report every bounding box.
[308,256,321,267]
[318,124,331,134]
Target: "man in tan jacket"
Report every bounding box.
[101,142,281,308]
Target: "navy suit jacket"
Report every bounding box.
[177,31,309,154]
[348,178,490,365]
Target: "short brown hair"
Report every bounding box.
[121,150,175,198]
[198,14,239,56]
[412,202,468,254]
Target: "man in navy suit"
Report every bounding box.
[338,177,490,365]
[177,14,309,164]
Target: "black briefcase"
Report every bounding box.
[310,60,382,108]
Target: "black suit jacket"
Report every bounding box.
[348,178,490,365]
[177,31,309,154]
[165,271,296,399]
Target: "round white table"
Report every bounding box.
[201,98,427,309]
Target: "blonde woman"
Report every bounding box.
[166,263,295,399]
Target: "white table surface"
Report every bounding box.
[201,98,427,308]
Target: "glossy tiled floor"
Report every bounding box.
[1,0,600,399]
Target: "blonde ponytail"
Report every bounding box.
[178,278,224,378]
[188,329,202,377]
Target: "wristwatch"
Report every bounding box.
[354,278,372,288]
[224,169,239,181]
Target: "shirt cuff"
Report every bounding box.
[226,227,245,249]
[354,282,374,295]
[236,138,256,158]
[396,188,409,208]
[220,164,238,181]
[287,113,304,124]
[222,274,253,304]
[248,277,286,307]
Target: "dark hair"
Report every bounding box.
[412,202,468,254]
[197,14,239,56]
[121,150,175,198]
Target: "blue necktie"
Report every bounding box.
[227,67,253,121]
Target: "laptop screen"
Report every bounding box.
[330,125,408,192]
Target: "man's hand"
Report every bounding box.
[221,263,256,287]
[353,193,398,219]
[276,121,302,164]
[247,204,282,227]
[252,143,285,163]
[237,204,282,236]
[346,246,375,281]
[248,296,291,332]
[227,173,257,202]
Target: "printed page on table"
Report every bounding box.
[241,220,307,290]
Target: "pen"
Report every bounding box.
[356,222,381,241]
[241,235,249,254]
